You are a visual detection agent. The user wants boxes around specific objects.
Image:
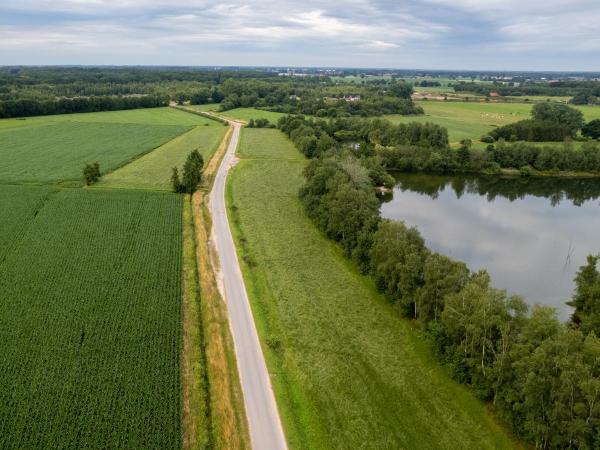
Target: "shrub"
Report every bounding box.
[83,162,101,185]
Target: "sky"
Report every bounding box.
[1,0,599,71]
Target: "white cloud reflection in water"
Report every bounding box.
[380,175,600,320]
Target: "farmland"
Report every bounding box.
[99,121,226,190]
[0,104,252,448]
[0,108,202,184]
[227,128,517,449]
[0,188,183,448]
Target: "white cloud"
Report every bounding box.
[0,0,599,68]
[365,40,399,49]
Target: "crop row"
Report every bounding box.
[0,188,183,448]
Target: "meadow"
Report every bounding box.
[0,187,183,448]
[386,101,600,145]
[227,128,518,449]
[99,122,226,190]
[0,108,203,184]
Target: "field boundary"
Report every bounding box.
[182,121,250,449]
[182,194,211,449]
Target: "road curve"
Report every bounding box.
[208,121,288,450]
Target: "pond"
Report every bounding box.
[380,173,600,320]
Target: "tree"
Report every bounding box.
[458,139,472,166]
[513,329,600,449]
[83,162,101,185]
[370,220,429,317]
[568,254,600,335]
[531,102,584,134]
[582,119,600,140]
[416,253,470,323]
[181,150,204,193]
[441,271,527,394]
[171,167,183,193]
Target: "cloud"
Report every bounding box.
[0,0,599,69]
[365,40,399,49]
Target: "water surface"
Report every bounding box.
[380,174,600,319]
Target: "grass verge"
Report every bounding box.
[182,194,211,449]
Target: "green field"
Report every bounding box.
[0,108,203,184]
[0,185,56,261]
[0,187,183,448]
[99,122,226,190]
[386,101,600,145]
[227,128,517,449]
[187,104,286,124]
[0,107,203,130]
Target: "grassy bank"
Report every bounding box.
[226,128,520,449]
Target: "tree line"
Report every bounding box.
[453,79,600,105]
[489,103,588,142]
[284,126,600,448]
[278,113,600,176]
[278,115,448,159]
[392,173,600,207]
[0,95,169,119]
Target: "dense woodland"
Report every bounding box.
[0,66,422,119]
[280,115,600,449]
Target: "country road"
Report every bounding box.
[208,120,288,450]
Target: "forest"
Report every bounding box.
[0,67,422,119]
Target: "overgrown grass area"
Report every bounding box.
[0,108,207,184]
[386,101,600,145]
[99,123,226,190]
[0,187,183,449]
[227,128,519,450]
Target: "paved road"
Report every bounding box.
[209,121,288,450]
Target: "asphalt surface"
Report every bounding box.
[208,121,288,450]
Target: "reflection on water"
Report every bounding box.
[381,173,600,319]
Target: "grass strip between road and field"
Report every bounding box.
[181,120,250,450]
[182,195,211,449]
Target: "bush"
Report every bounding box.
[582,119,600,140]
[83,162,101,185]
[519,165,534,177]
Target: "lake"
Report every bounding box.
[380,174,600,320]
